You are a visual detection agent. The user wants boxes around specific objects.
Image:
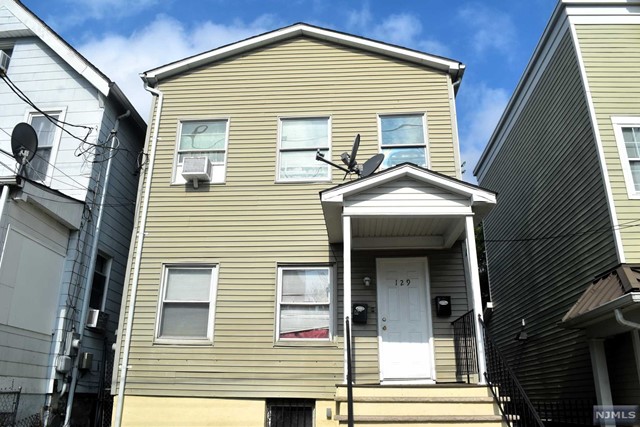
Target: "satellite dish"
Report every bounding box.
[11,122,38,165]
[347,134,360,170]
[360,153,385,178]
[315,134,384,179]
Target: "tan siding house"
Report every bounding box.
[113,24,501,426]
[475,0,640,422]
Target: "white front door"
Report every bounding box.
[376,257,434,382]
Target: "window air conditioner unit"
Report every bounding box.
[181,156,212,188]
[86,308,108,332]
[0,50,10,76]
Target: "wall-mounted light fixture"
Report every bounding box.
[514,318,528,341]
[363,276,371,287]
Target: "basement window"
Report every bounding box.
[266,399,314,427]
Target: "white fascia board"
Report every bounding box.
[142,23,463,84]
[5,0,111,96]
[322,165,495,206]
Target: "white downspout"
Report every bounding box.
[614,308,640,330]
[114,84,163,427]
[342,215,352,384]
[0,185,10,225]
[63,110,131,427]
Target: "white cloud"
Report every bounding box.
[457,82,509,182]
[458,4,517,59]
[346,8,452,58]
[76,14,278,120]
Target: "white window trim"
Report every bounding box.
[23,107,67,185]
[275,264,334,342]
[91,252,112,312]
[611,116,640,199]
[377,112,429,170]
[276,116,332,183]
[171,118,230,185]
[154,264,218,345]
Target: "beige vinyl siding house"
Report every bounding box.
[114,24,500,427]
[475,1,640,420]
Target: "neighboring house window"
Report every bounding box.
[156,266,218,342]
[0,47,12,73]
[26,112,63,182]
[379,113,428,169]
[612,117,640,198]
[278,117,330,182]
[175,119,228,184]
[89,253,111,311]
[277,266,332,340]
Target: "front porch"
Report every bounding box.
[319,164,496,385]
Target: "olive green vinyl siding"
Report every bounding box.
[118,37,462,399]
[575,24,640,262]
[479,32,617,400]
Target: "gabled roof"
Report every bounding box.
[0,0,145,129]
[140,22,465,86]
[321,162,496,206]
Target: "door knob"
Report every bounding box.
[382,326,387,330]
[382,317,386,322]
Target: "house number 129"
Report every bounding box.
[395,279,411,286]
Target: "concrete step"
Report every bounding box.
[334,385,505,426]
[336,398,498,417]
[335,384,493,399]
[334,414,504,426]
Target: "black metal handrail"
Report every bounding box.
[479,316,544,427]
[451,310,478,383]
[345,316,354,427]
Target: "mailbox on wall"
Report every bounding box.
[352,304,368,324]
[435,296,451,317]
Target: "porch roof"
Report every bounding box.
[562,264,640,336]
[319,163,496,247]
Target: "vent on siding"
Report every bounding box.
[266,399,314,427]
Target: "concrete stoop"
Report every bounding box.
[334,384,506,427]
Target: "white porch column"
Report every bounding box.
[343,215,352,384]
[464,215,487,384]
[588,338,614,426]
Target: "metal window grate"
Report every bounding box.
[266,399,314,427]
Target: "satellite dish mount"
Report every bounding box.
[315,134,384,179]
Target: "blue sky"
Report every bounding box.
[23,0,557,181]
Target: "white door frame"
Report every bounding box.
[376,257,436,383]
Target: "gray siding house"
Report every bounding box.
[0,0,145,425]
[475,0,640,422]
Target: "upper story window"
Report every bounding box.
[612,117,640,199]
[26,111,64,183]
[156,265,218,343]
[0,47,13,75]
[379,113,428,169]
[277,117,331,182]
[276,266,332,341]
[174,119,228,184]
[89,253,111,311]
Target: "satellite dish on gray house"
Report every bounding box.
[11,122,38,167]
[360,153,384,178]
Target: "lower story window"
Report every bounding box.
[266,399,314,427]
[277,266,332,340]
[157,265,218,342]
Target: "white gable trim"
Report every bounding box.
[1,0,111,95]
[321,165,496,206]
[141,23,464,84]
